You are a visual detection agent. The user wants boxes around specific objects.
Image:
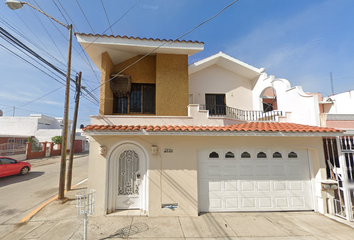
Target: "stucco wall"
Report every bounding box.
[0,117,39,135]
[113,55,156,84]
[252,75,320,126]
[156,53,189,116]
[87,134,326,217]
[189,64,253,110]
[100,52,114,115]
[324,90,354,114]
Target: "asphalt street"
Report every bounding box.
[0,153,88,225]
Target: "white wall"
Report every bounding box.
[323,90,354,114]
[252,75,320,126]
[189,65,254,110]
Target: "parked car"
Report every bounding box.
[0,156,31,177]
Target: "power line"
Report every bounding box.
[52,0,69,26]
[76,0,95,33]
[75,0,142,59]
[17,86,64,109]
[56,0,80,32]
[85,0,240,96]
[100,0,113,35]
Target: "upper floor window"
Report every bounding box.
[205,94,226,115]
[113,83,156,114]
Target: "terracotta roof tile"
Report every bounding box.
[75,33,203,44]
[82,122,343,133]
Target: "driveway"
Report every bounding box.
[2,180,354,239]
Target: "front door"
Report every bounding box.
[116,149,142,209]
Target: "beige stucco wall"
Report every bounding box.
[87,134,327,217]
[99,52,114,115]
[156,53,189,116]
[189,64,253,110]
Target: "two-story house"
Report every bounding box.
[77,33,347,219]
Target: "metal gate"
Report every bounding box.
[323,136,354,221]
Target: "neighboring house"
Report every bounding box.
[77,34,352,220]
[0,114,72,153]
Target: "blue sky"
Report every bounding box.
[0,0,353,126]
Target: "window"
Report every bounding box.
[257,152,267,158]
[0,158,16,165]
[113,83,155,114]
[225,151,235,158]
[205,94,226,115]
[288,152,298,158]
[273,152,282,158]
[209,152,219,158]
[241,152,251,158]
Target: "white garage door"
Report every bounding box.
[198,149,313,212]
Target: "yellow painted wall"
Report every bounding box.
[99,52,114,115]
[113,55,156,84]
[156,54,189,116]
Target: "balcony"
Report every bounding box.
[200,104,283,122]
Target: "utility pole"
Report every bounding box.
[330,72,334,96]
[66,72,82,191]
[13,106,15,116]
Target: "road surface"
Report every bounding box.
[0,153,88,225]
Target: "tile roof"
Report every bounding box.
[83,122,343,133]
[75,33,203,44]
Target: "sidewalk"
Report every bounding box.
[2,179,354,240]
[25,152,89,167]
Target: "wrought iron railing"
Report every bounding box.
[200,104,283,122]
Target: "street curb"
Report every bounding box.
[20,178,88,223]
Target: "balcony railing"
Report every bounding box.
[200,104,282,122]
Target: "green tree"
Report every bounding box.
[51,136,63,144]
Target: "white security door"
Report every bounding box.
[116,149,142,209]
[198,149,313,212]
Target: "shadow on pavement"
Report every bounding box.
[100,222,149,239]
[0,171,44,188]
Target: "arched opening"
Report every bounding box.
[261,87,277,112]
[106,141,148,215]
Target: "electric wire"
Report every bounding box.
[85,0,240,96]
[75,0,142,59]
[75,0,95,33]
[0,27,75,87]
[29,0,67,63]
[0,27,99,105]
[100,0,114,35]
[16,86,64,109]
[57,0,80,32]
[52,0,69,26]
[0,13,69,74]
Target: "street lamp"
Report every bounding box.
[5,0,72,199]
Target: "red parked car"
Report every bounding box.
[0,156,31,177]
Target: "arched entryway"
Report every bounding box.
[106,141,148,214]
[260,87,277,112]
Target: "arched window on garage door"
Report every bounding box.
[273,152,282,158]
[241,152,251,158]
[209,151,219,158]
[257,152,267,158]
[225,151,235,158]
[288,152,298,158]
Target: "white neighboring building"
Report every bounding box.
[0,114,72,149]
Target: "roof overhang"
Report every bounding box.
[75,33,204,69]
[189,52,263,79]
[82,130,343,137]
